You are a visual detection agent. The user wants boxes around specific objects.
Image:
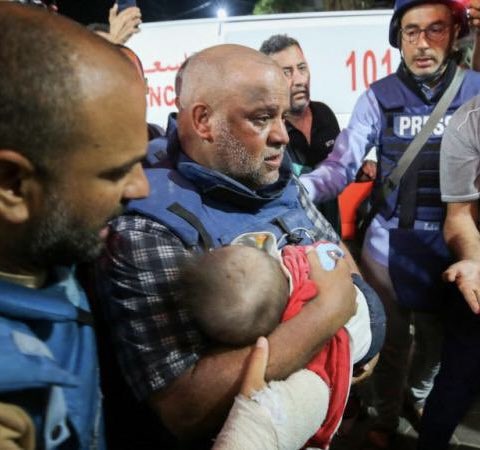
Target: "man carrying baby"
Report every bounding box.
[91,43,373,449]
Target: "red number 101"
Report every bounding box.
[346,49,392,91]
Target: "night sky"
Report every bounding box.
[57,0,256,25]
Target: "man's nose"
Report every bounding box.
[292,68,307,86]
[416,29,431,48]
[268,118,289,146]
[124,164,150,200]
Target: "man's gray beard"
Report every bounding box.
[410,58,449,86]
[289,97,309,115]
[215,122,266,190]
[25,192,106,268]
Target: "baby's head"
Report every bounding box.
[179,245,289,346]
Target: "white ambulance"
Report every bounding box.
[128,9,400,129]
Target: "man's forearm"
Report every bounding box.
[444,202,480,260]
[300,160,349,203]
[266,282,355,378]
[148,346,250,440]
[443,202,480,312]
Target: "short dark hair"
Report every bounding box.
[0,5,89,176]
[179,246,288,346]
[259,34,301,55]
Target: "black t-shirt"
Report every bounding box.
[286,100,340,175]
[286,101,342,234]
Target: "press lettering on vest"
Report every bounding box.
[394,114,452,138]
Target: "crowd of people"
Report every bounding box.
[1,0,480,449]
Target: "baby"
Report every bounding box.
[179,232,385,448]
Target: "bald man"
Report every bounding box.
[0,4,148,449]
[92,44,360,448]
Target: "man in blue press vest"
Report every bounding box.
[301,0,480,447]
[91,44,362,449]
[0,4,149,449]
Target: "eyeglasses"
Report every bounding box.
[400,23,451,44]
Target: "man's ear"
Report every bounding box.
[191,103,214,142]
[0,150,37,224]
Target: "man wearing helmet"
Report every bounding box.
[300,0,480,448]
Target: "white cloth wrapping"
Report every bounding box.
[212,369,330,450]
[343,286,372,365]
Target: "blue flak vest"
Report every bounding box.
[128,131,322,251]
[0,269,105,450]
[143,113,177,169]
[370,64,480,228]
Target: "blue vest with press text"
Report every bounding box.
[370,67,480,227]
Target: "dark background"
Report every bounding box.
[57,0,257,25]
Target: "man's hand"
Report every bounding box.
[468,0,480,30]
[0,402,35,450]
[356,160,377,182]
[468,0,480,70]
[240,337,269,397]
[107,3,142,45]
[443,260,480,314]
[307,249,357,328]
[352,353,379,384]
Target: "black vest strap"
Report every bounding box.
[167,203,215,250]
[76,307,94,326]
[398,158,420,229]
[273,217,303,244]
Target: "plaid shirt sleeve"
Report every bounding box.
[93,214,206,401]
[294,176,341,244]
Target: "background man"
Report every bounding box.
[300,0,480,447]
[0,3,148,449]
[92,43,361,449]
[260,34,342,234]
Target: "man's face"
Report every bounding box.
[25,78,149,267]
[209,65,290,190]
[400,4,457,78]
[268,45,310,114]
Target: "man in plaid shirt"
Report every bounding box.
[92,43,362,449]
